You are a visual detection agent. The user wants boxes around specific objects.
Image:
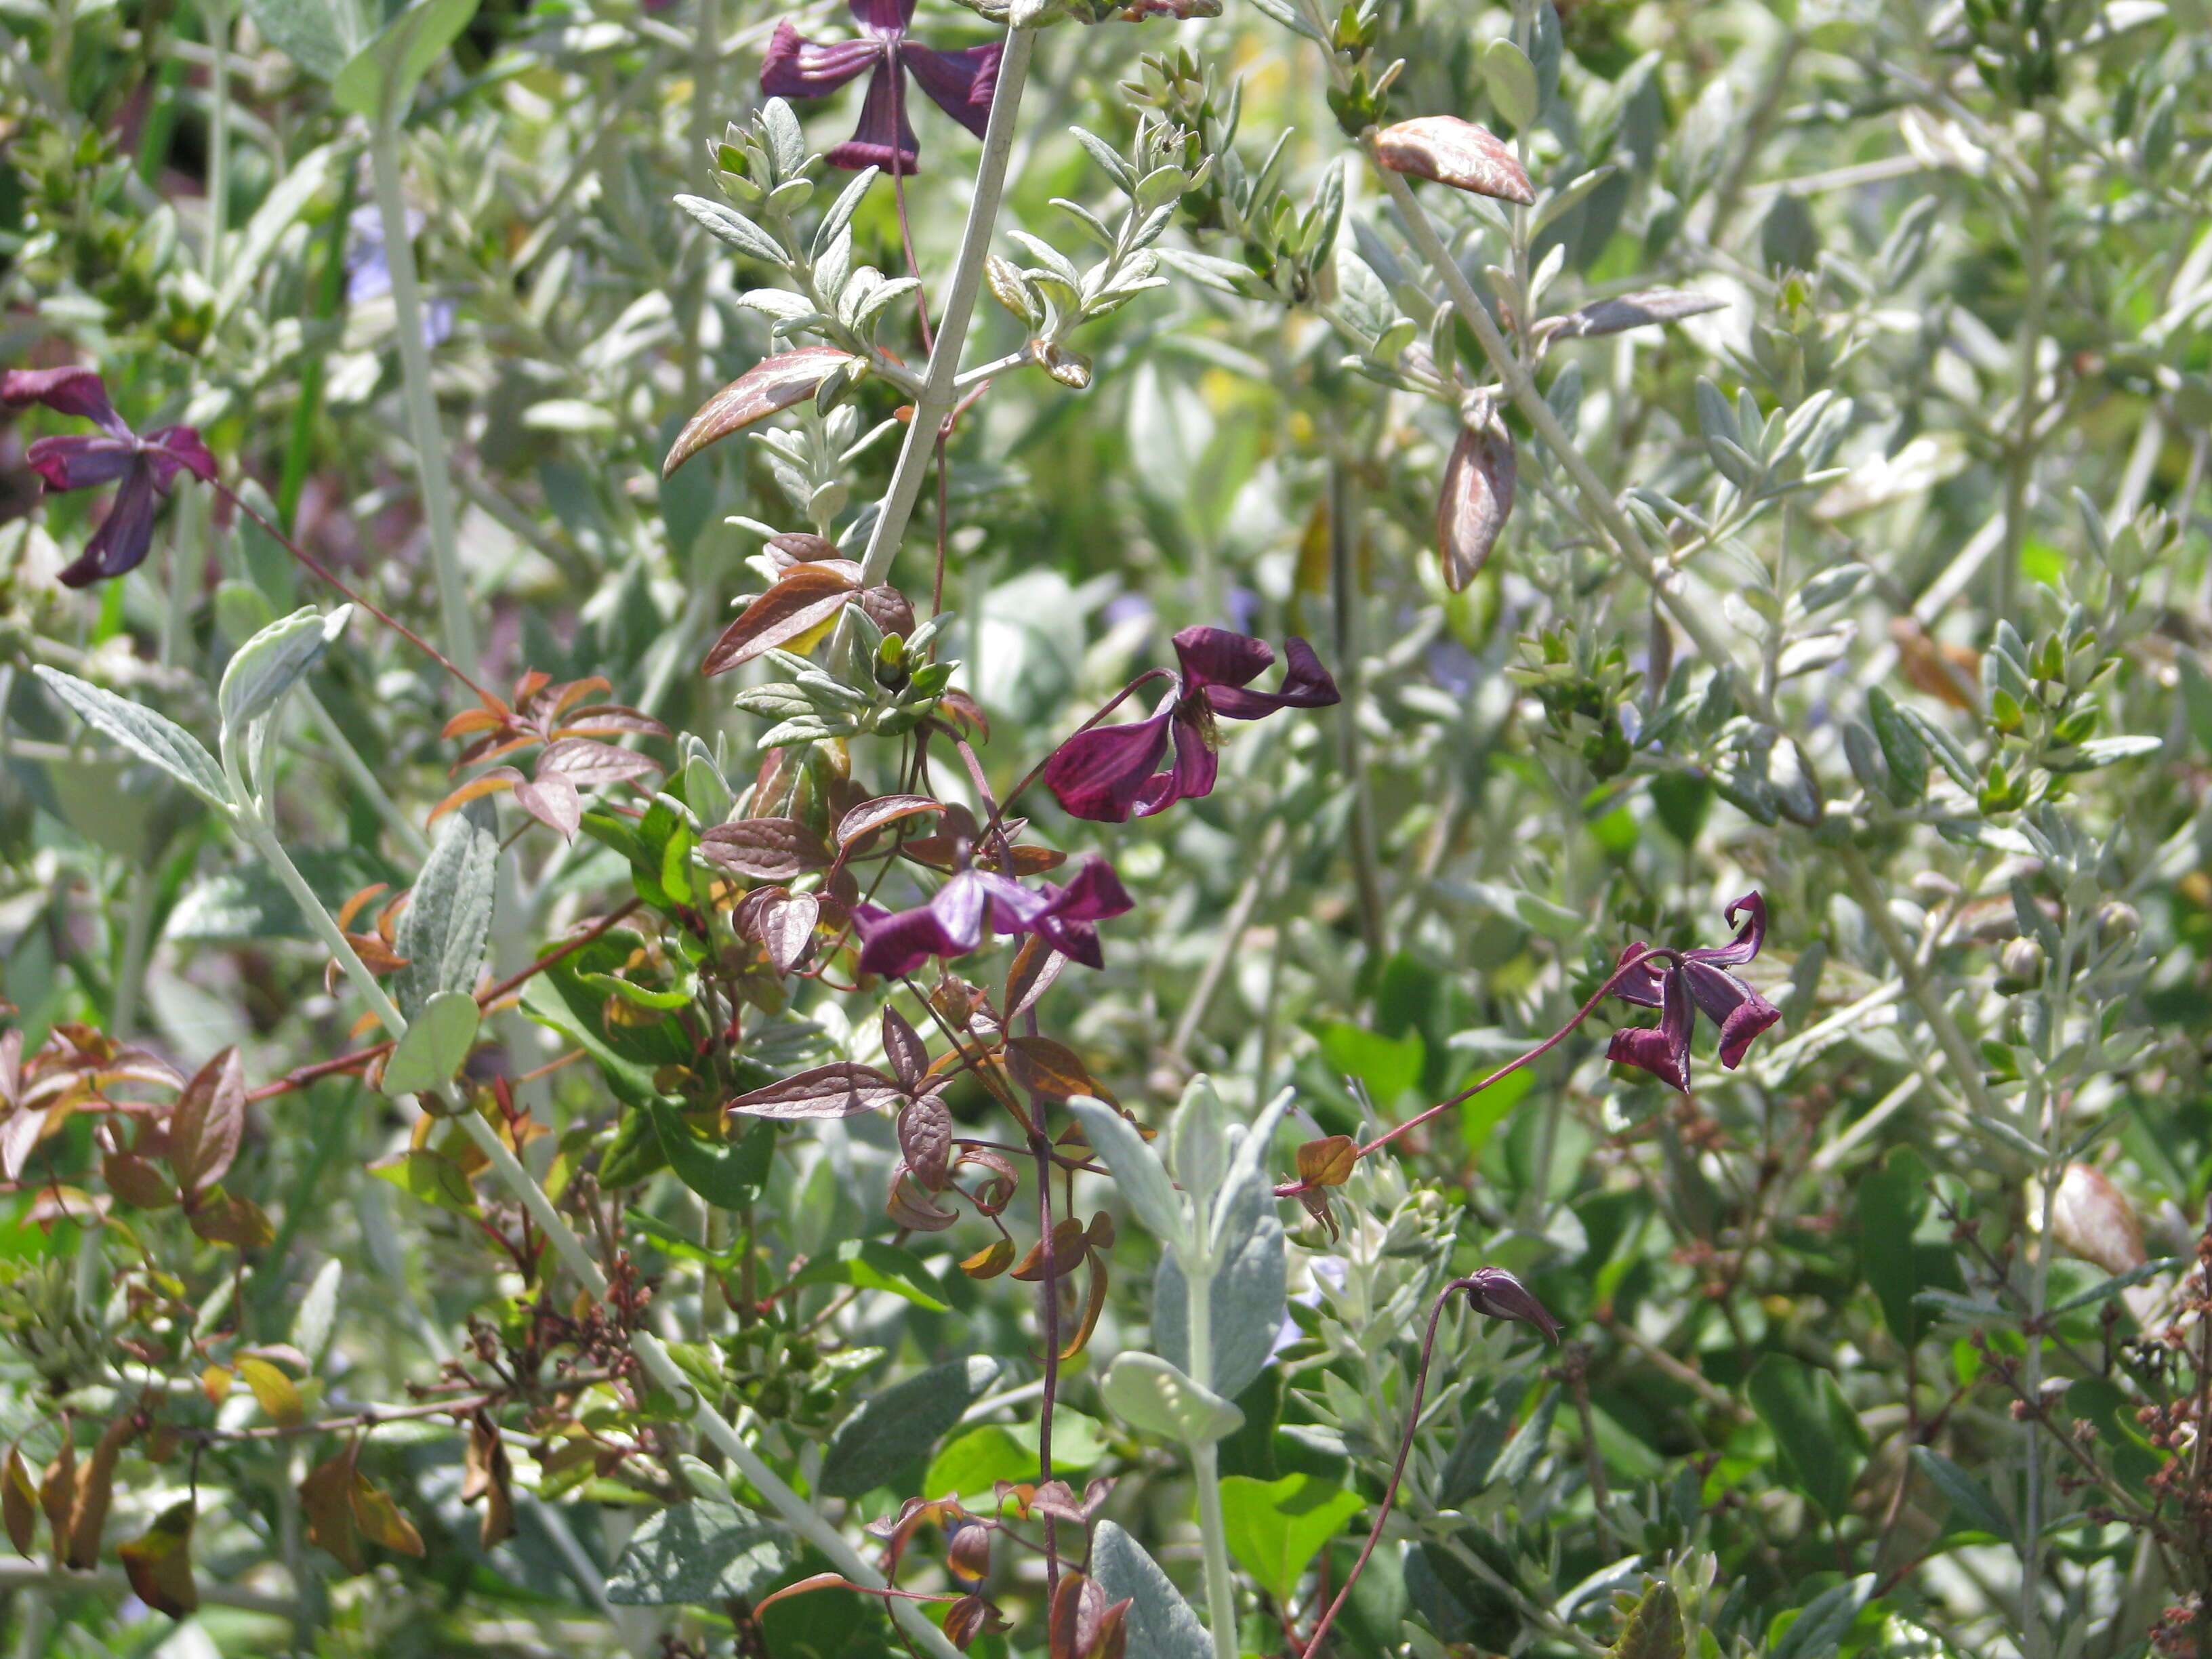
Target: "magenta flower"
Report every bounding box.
[761,0,1002,173]
[854,853,1132,978]
[2,368,216,589]
[1044,627,1340,823]
[1605,893,1780,1092]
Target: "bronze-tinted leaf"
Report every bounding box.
[663,348,860,477]
[960,1237,1016,1280]
[3,1446,37,1557]
[857,585,916,640]
[553,705,674,741]
[937,688,991,739]
[102,1150,177,1210]
[836,793,945,847]
[37,1435,73,1564]
[701,817,834,878]
[350,1472,426,1556]
[65,1413,137,1570]
[302,1448,365,1573]
[537,737,661,787]
[2050,1164,2147,1277]
[514,774,583,840]
[1010,1217,1089,1283]
[1004,935,1068,1025]
[1376,117,1535,204]
[428,766,522,824]
[119,1500,198,1618]
[726,1062,903,1120]
[1048,1570,1109,1659]
[462,1414,516,1549]
[1557,288,1725,338]
[188,1189,276,1250]
[701,564,861,677]
[886,1168,961,1231]
[766,531,842,565]
[882,1004,928,1090]
[1006,1036,1097,1103]
[898,1095,954,1190]
[1437,424,1516,591]
[757,890,820,975]
[1296,1134,1359,1188]
[168,1046,245,1198]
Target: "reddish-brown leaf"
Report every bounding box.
[1003,935,1068,1024]
[836,794,945,848]
[1296,1134,1360,1188]
[725,1063,902,1120]
[1006,1036,1097,1103]
[663,348,860,477]
[550,705,672,741]
[946,1593,1010,1650]
[1010,1217,1089,1284]
[701,565,861,677]
[886,1168,962,1231]
[119,1500,198,1618]
[169,1047,245,1199]
[937,689,991,739]
[881,1004,928,1090]
[857,584,916,640]
[756,890,820,974]
[1375,116,1535,204]
[428,766,523,825]
[897,1095,954,1190]
[3,1447,37,1557]
[701,817,834,879]
[301,1448,365,1574]
[102,1150,176,1210]
[960,1236,1016,1280]
[537,737,661,787]
[463,1414,516,1549]
[1437,423,1516,590]
[513,774,583,840]
[350,1472,425,1556]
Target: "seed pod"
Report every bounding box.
[2049,1164,2146,1277]
[1374,117,1535,205]
[1436,424,1516,590]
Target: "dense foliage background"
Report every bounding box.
[3,0,2211,1654]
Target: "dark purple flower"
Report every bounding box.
[2,367,216,589]
[1044,626,1340,823]
[853,853,1132,978]
[1605,892,1780,1092]
[761,0,1002,173]
[1460,1267,1560,1345]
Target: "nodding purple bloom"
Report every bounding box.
[1460,1267,1561,1345]
[761,0,1002,173]
[854,853,1132,979]
[1605,892,1780,1092]
[1,368,216,589]
[1044,626,1340,823]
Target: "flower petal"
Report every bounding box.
[760,20,878,99]
[57,464,159,589]
[143,427,218,487]
[1605,964,1692,1092]
[1,367,129,438]
[1171,625,1274,694]
[1607,941,1669,1008]
[970,869,1052,934]
[1203,636,1341,718]
[1049,856,1133,924]
[1692,890,1767,968]
[1681,962,1782,1068]
[854,901,963,979]
[825,60,920,171]
[848,0,915,29]
[903,41,1002,140]
[23,434,135,493]
[1043,697,1175,823]
[1133,711,1216,816]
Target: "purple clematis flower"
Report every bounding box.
[1044,626,1341,823]
[1605,892,1781,1092]
[854,853,1132,979]
[761,0,1002,173]
[2,367,217,589]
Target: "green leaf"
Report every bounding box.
[817,1357,1000,1498]
[1457,1068,1533,1164]
[1908,1446,2011,1542]
[1746,1355,1867,1521]
[392,799,497,1021]
[605,1499,795,1606]
[1091,1521,1211,1659]
[333,0,482,119]
[379,990,479,1097]
[1067,1097,1189,1260]
[32,668,229,811]
[1101,1352,1243,1447]
[371,1147,479,1215]
[244,0,371,79]
[646,1101,773,1210]
[1610,1580,1685,1659]
[1482,38,1540,130]
[1856,1147,1958,1347]
[791,1238,952,1312]
[1768,1575,1874,1659]
[924,1425,1035,1502]
[1316,1022,1425,1107]
[1218,1473,1364,1605]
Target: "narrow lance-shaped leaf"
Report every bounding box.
[31,667,230,810]
[663,348,861,477]
[1437,424,1516,590]
[1375,117,1535,205]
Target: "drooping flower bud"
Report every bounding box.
[1461,1267,1561,1345]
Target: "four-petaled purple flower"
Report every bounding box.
[1044,626,1341,823]
[762,0,1002,173]
[855,853,1132,979]
[2,367,216,589]
[1605,892,1780,1092]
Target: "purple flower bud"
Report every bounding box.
[1460,1267,1560,1345]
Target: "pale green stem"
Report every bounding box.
[111,867,156,1039]
[203,0,230,288]
[369,108,478,677]
[300,687,432,861]
[854,22,1038,588]
[1183,1241,1238,1659]
[230,774,964,1659]
[1839,847,1996,1121]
